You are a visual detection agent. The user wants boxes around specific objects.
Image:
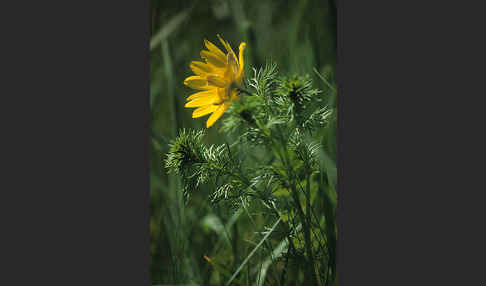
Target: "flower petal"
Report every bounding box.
[217,34,237,62]
[200,50,226,68]
[206,103,229,128]
[207,74,229,88]
[225,52,239,80]
[186,89,217,101]
[217,87,231,101]
[192,104,219,118]
[190,61,213,76]
[204,39,226,60]
[236,42,246,84]
[184,76,210,90]
[185,95,219,107]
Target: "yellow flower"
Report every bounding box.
[184,35,246,128]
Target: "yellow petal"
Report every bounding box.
[185,95,218,107]
[190,61,213,76]
[218,87,231,101]
[200,50,226,68]
[184,76,210,90]
[192,104,219,118]
[205,64,227,74]
[204,39,226,60]
[207,74,229,88]
[226,52,239,79]
[206,103,229,128]
[236,42,246,84]
[217,34,237,63]
[186,89,217,101]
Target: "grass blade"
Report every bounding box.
[225,217,281,286]
[313,67,337,93]
[150,9,190,51]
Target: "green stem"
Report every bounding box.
[233,221,239,270]
[275,132,319,286]
[237,87,255,96]
[306,173,320,285]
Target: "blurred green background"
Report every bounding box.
[149,0,336,284]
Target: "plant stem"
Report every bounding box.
[306,172,321,286]
[274,135,319,285]
[291,183,318,285]
[233,221,239,273]
[237,87,255,96]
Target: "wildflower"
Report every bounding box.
[184,35,246,128]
